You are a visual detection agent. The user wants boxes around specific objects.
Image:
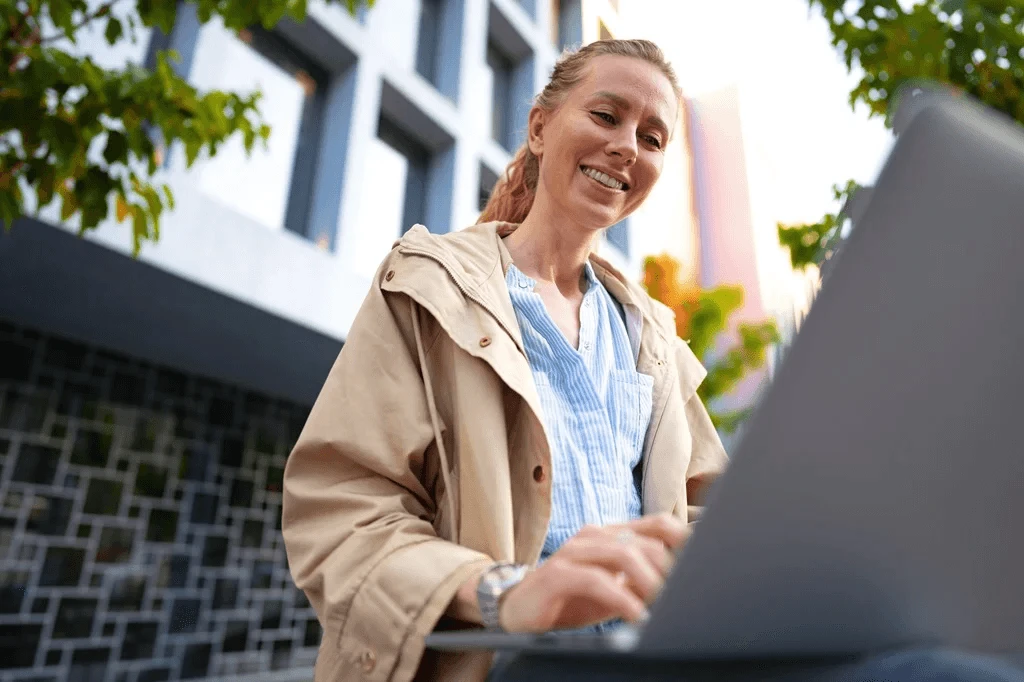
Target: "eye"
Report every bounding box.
[643,135,663,149]
[591,111,616,124]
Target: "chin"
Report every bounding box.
[568,199,624,231]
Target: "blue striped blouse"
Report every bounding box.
[505,261,654,561]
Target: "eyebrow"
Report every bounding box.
[591,91,670,136]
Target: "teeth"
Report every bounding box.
[582,166,625,190]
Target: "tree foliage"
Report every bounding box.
[777,180,859,270]
[779,0,1024,269]
[0,0,372,254]
[643,254,780,433]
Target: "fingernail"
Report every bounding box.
[637,608,650,624]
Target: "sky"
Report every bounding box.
[621,0,896,226]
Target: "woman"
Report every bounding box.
[282,38,720,681]
[281,38,1024,682]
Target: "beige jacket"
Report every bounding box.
[282,222,729,682]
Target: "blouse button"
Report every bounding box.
[479,337,491,348]
[532,465,545,483]
[384,270,395,282]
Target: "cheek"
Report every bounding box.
[631,160,663,200]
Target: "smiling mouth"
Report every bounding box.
[580,165,629,191]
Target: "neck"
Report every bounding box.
[504,195,600,297]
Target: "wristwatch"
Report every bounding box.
[477,562,528,631]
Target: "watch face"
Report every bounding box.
[483,564,525,593]
[479,564,526,630]
[493,565,520,582]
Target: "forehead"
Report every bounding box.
[570,54,677,119]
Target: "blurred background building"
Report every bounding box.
[0,0,813,680]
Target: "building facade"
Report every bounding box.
[0,1,698,681]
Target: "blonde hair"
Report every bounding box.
[477,39,682,225]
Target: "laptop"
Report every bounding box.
[426,85,1024,660]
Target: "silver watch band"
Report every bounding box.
[476,562,528,631]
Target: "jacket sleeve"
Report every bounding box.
[673,337,730,524]
[282,261,493,682]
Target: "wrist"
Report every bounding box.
[446,565,490,625]
[477,562,529,631]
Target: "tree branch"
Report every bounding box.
[38,0,125,45]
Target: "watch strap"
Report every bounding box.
[477,562,528,631]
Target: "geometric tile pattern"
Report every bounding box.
[0,319,321,681]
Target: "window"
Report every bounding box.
[486,43,515,150]
[550,0,582,51]
[354,135,409,269]
[478,164,500,212]
[486,3,536,152]
[185,19,327,237]
[415,0,464,101]
[378,117,431,238]
[516,0,538,19]
[416,0,443,86]
[351,84,456,277]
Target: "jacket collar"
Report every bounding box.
[395,222,679,354]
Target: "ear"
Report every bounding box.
[526,106,546,157]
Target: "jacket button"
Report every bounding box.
[532,465,545,482]
[359,649,376,672]
[384,270,395,282]
[479,337,491,347]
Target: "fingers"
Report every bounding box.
[558,536,665,603]
[549,561,649,624]
[620,513,690,551]
[500,517,689,632]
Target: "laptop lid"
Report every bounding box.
[640,90,1024,660]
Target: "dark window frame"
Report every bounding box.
[487,2,536,152]
[142,5,356,249]
[376,81,457,235]
[478,163,500,213]
[377,116,431,237]
[239,26,331,240]
[486,43,515,151]
[415,0,466,102]
[553,0,582,52]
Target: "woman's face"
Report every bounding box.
[529,54,677,232]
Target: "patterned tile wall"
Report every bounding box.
[0,319,322,681]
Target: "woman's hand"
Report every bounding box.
[498,513,690,633]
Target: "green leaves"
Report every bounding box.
[809,0,1024,125]
[1,0,372,254]
[643,255,781,434]
[778,180,860,271]
[783,0,1024,272]
[103,15,122,45]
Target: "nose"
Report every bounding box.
[606,126,638,166]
